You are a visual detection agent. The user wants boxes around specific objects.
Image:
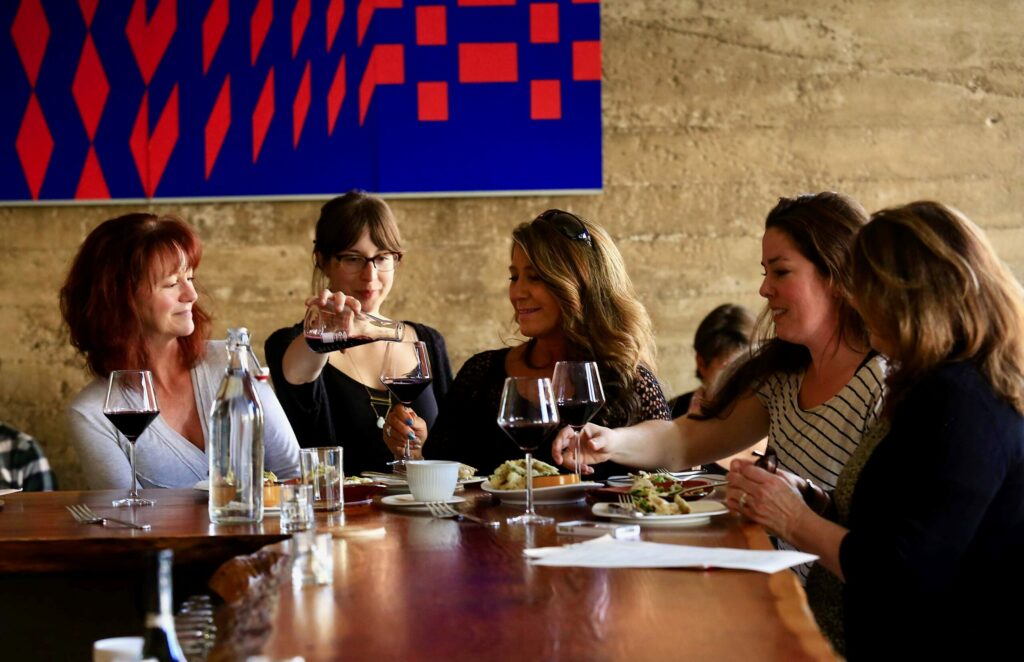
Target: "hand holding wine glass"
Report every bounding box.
[498,376,560,525]
[552,361,605,478]
[103,370,160,507]
[380,341,432,473]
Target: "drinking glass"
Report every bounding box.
[379,341,432,474]
[300,447,344,511]
[552,361,605,477]
[103,370,160,507]
[497,377,560,525]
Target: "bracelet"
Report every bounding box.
[801,478,830,515]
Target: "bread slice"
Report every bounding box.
[532,473,581,488]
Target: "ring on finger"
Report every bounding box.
[739,492,749,508]
[385,425,391,437]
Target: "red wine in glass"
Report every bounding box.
[556,402,603,429]
[104,411,159,442]
[103,370,160,507]
[499,420,558,452]
[552,361,605,477]
[380,376,432,404]
[380,341,433,474]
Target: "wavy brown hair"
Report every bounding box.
[311,191,404,293]
[512,210,658,425]
[60,213,211,377]
[701,192,871,418]
[851,201,1024,415]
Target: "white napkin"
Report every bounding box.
[524,535,817,574]
[0,488,23,497]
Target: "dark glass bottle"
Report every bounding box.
[141,549,186,662]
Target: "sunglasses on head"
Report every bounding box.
[535,209,593,248]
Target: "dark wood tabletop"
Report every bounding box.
[0,486,835,661]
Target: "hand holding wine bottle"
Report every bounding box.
[303,289,404,353]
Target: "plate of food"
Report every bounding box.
[594,472,724,503]
[591,500,728,527]
[605,470,707,487]
[481,459,603,504]
[343,476,387,505]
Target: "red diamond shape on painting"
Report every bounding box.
[15,93,53,199]
[72,34,109,141]
[11,0,50,87]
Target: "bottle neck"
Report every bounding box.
[227,344,251,374]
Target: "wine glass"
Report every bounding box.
[380,341,432,474]
[497,377,560,525]
[103,370,160,507]
[552,361,605,478]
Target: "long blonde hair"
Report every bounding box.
[512,210,658,424]
[851,201,1024,415]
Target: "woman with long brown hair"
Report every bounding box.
[726,201,1024,658]
[413,209,670,478]
[265,192,453,476]
[62,213,300,488]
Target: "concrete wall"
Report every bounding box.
[2,0,1021,489]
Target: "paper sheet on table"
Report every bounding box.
[524,535,817,574]
[0,489,23,497]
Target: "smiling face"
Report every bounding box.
[758,228,840,348]
[320,229,395,314]
[509,244,563,340]
[137,251,198,343]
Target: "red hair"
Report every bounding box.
[60,213,211,377]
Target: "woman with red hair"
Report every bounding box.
[60,213,300,489]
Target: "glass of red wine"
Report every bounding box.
[552,361,605,478]
[497,376,560,525]
[103,370,160,507]
[303,304,404,353]
[379,341,433,474]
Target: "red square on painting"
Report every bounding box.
[530,3,559,44]
[531,79,561,120]
[572,40,601,81]
[459,43,518,83]
[416,6,446,46]
[418,81,448,121]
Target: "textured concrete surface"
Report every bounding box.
[2,1,1022,489]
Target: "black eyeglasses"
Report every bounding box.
[535,209,593,248]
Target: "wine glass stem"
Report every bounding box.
[573,429,582,477]
[524,452,535,516]
[127,438,140,499]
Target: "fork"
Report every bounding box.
[66,504,152,530]
[615,494,646,518]
[425,502,499,527]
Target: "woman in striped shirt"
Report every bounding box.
[552,192,885,499]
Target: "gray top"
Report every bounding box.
[68,341,301,489]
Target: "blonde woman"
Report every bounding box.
[727,201,1024,658]
[403,210,670,478]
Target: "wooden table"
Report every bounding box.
[0,487,834,661]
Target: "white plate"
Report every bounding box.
[380,494,466,511]
[591,500,728,527]
[604,471,709,487]
[481,480,603,505]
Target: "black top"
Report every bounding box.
[668,391,695,418]
[423,348,671,479]
[839,361,1024,660]
[265,322,453,476]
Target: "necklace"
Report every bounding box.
[341,352,391,429]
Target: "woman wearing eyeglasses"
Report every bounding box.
[402,210,670,479]
[265,192,453,475]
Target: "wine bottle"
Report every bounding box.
[303,306,404,353]
[141,549,187,662]
[209,328,265,524]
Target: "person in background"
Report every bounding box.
[553,193,886,578]
[726,201,1024,658]
[61,214,300,489]
[417,210,670,479]
[669,303,755,417]
[0,422,57,491]
[265,192,453,476]
[668,303,765,473]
